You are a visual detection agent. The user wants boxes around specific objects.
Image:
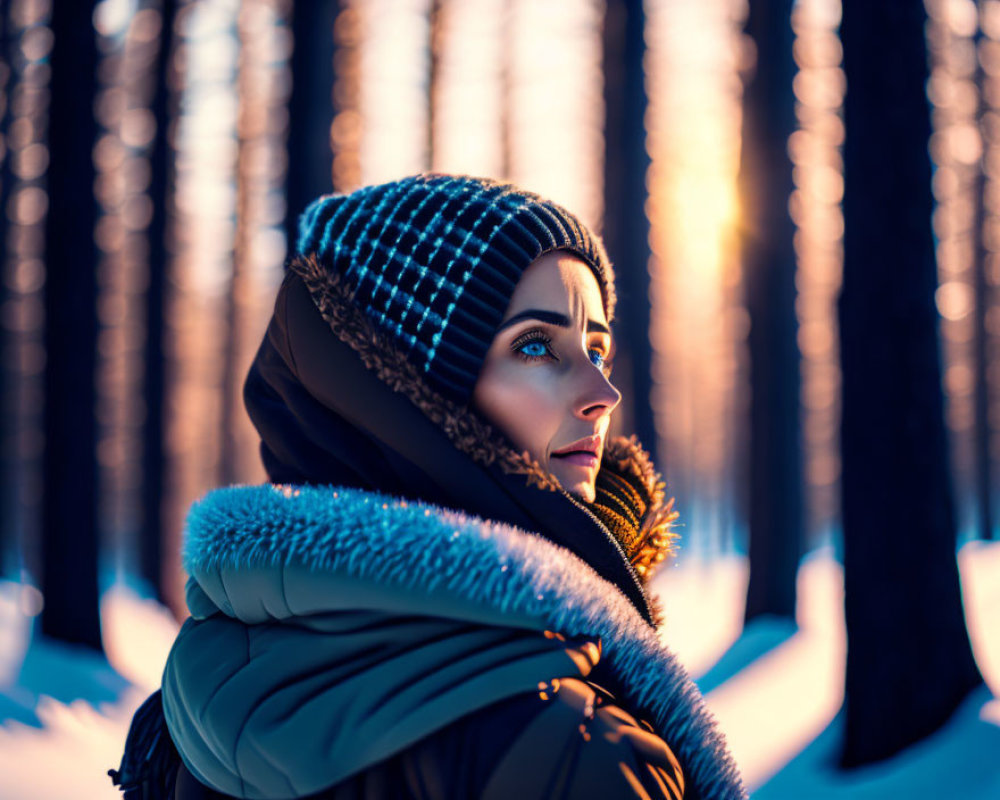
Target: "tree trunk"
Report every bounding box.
[0,2,14,576]
[140,0,177,604]
[839,0,983,767]
[285,0,339,251]
[601,0,656,457]
[972,15,994,542]
[738,0,802,622]
[427,0,443,170]
[499,3,513,180]
[41,0,103,651]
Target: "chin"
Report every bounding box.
[547,463,596,503]
[565,482,596,504]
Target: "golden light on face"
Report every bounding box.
[472,251,622,503]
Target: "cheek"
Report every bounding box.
[473,361,562,457]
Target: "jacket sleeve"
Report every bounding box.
[477,677,685,799]
[317,677,685,800]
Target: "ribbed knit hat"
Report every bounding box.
[294,173,616,404]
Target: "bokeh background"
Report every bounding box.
[0,0,998,797]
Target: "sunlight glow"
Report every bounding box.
[359,0,431,183]
[645,0,745,555]
[430,0,505,178]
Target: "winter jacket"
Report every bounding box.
[109,261,746,799]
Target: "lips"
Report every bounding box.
[551,436,601,468]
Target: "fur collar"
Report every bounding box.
[182,482,746,800]
[289,253,678,583]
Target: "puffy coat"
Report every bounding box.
[109,260,746,799]
[111,481,742,799]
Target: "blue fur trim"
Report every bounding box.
[184,483,747,800]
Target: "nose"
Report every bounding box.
[576,367,622,420]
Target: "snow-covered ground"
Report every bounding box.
[656,541,1000,798]
[1,541,998,799]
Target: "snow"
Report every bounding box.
[655,542,1000,798]
[0,542,998,799]
[0,582,179,799]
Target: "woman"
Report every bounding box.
[109,174,745,799]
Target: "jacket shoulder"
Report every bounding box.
[171,679,685,800]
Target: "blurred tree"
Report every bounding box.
[140,0,178,605]
[285,0,339,247]
[499,2,512,179]
[0,2,13,577]
[972,12,994,542]
[41,0,102,650]
[601,0,655,454]
[839,0,983,766]
[428,0,443,169]
[736,0,803,622]
[223,4,254,488]
[226,0,290,490]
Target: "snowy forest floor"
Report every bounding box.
[0,541,997,800]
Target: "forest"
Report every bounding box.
[0,0,997,798]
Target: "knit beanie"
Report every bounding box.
[294,173,616,404]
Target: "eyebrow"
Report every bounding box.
[495,309,611,336]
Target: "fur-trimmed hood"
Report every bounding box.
[159,481,745,799]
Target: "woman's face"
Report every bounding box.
[472,251,622,503]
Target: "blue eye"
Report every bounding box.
[588,349,605,368]
[520,341,549,358]
[511,331,554,362]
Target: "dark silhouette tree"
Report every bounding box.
[139,0,178,605]
[284,0,338,250]
[0,2,13,576]
[736,0,803,622]
[972,16,995,542]
[41,0,103,651]
[839,0,983,766]
[601,0,656,454]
